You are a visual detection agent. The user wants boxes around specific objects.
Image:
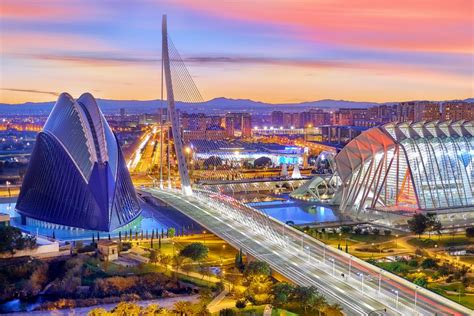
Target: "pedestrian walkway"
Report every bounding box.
[207,288,229,313]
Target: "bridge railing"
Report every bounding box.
[189,188,471,316]
[154,188,470,315]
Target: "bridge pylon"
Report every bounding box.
[161,14,192,196]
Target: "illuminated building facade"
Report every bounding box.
[336,120,473,219]
[16,93,141,232]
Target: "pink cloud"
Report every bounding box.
[170,0,472,53]
[0,0,100,22]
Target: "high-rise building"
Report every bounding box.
[332,108,367,126]
[300,111,312,127]
[396,102,416,122]
[283,113,292,128]
[414,101,440,121]
[241,114,252,138]
[16,93,141,232]
[442,101,474,121]
[225,116,235,137]
[291,113,301,128]
[309,109,331,126]
[271,111,284,127]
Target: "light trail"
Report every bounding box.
[141,188,472,316]
[128,133,151,170]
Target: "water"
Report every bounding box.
[248,195,338,225]
[0,200,197,241]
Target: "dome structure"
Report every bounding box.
[336,120,473,218]
[16,93,141,231]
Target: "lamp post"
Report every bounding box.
[414,286,418,313]
[378,269,382,295]
[331,258,335,276]
[392,290,399,309]
[348,255,352,278]
[395,234,399,249]
[358,273,364,292]
[323,243,326,263]
[202,230,206,244]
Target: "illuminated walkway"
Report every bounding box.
[141,188,471,316]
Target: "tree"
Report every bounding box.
[254,156,272,168]
[168,227,176,239]
[271,282,294,307]
[426,213,440,239]
[173,300,193,316]
[407,214,428,238]
[244,261,271,282]
[235,299,247,309]
[384,229,392,236]
[172,255,187,272]
[340,226,352,234]
[354,227,362,235]
[204,156,222,169]
[235,248,245,271]
[323,303,344,316]
[0,226,36,254]
[466,227,474,238]
[149,249,159,266]
[413,276,428,288]
[179,242,209,262]
[421,258,437,269]
[292,285,326,313]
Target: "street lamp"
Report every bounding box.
[392,290,399,309]
[378,269,382,295]
[358,273,364,292]
[395,234,399,249]
[331,258,335,276]
[414,286,418,312]
[348,255,352,278]
[203,230,206,244]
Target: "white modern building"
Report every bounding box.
[335,120,473,223]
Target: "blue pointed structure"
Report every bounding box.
[16,92,141,231]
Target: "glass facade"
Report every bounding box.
[336,120,473,217]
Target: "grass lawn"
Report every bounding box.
[407,235,472,249]
[442,294,474,310]
[213,305,266,315]
[430,282,474,310]
[272,308,299,316]
[145,235,238,265]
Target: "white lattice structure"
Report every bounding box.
[336,120,473,220]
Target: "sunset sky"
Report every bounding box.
[1,0,472,104]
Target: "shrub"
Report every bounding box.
[384,230,392,236]
[372,228,380,235]
[235,299,246,309]
[421,258,437,269]
[466,227,474,238]
[354,227,362,235]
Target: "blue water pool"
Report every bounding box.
[248,197,338,225]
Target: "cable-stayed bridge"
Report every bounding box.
[139,15,472,316]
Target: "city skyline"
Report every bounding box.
[1,0,472,104]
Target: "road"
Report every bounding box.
[141,188,472,316]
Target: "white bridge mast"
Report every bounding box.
[162,14,192,196]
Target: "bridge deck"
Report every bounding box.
[143,188,472,316]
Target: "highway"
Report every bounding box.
[141,188,472,316]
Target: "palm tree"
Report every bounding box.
[173,301,192,316]
[323,303,344,316]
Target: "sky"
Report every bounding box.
[0,0,472,104]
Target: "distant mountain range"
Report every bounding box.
[0,97,472,115]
